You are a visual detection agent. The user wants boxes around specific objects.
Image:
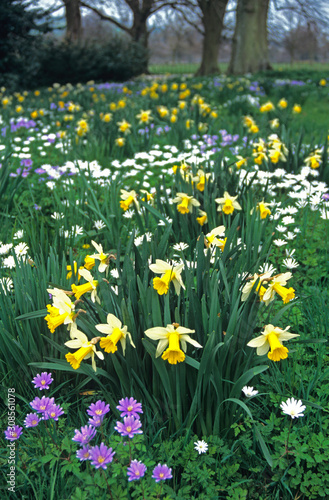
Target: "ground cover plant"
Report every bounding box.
[1,69,329,499]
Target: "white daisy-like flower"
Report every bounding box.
[194,440,208,454]
[94,220,106,230]
[14,242,29,256]
[173,242,189,251]
[242,386,259,397]
[110,268,119,279]
[51,212,64,220]
[273,239,287,246]
[280,397,306,419]
[0,277,14,294]
[3,256,16,268]
[122,209,135,219]
[258,262,276,274]
[285,248,296,257]
[158,216,173,226]
[282,216,295,225]
[13,230,24,239]
[283,258,299,269]
[72,225,84,236]
[276,225,286,233]
[134,232,152,246]
[0,243,13,255]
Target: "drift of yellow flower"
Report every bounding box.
[260,101,275,113]
[95,313,135,355]
[149,259,185,295]
[263,272,295,306]
[192,170,211,192]
[136,109,152,124]
[44,288,76,333]
[172,193,200,214]
[247,324,299,362]
[144,323,202,365]
[89,240,109,274]
[215,192,242,215]
[65,329,104,371]
[120,189,139,212]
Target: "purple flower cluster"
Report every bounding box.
[115,397,143,439]
[87,400,110,427]
[72,425,97,445]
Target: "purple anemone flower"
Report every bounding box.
[116,397,143,418]
[72,425,97,445]
[24,413,40,428]
[114,416,143,438]
[32,372,53,390]
[43,404,64,421]
[87,400,110,418]
[4,425,23,441]
[76,445,91,461]
[152,463,173,482]
[30,396,55,413]
[127,460,147,481]
[88,415,104,427]
[89,442,115,470]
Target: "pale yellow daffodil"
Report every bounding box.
[247,324,299,362]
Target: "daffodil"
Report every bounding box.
[45,288,76,333]
[149,259,185,295]
[89,240,109,274]
[278,98,288,109]
[120,189,139,212]
[260,101,275,113]
[192,170,211,192]
[235,156,247,169]
[136,109,152,124]
[172,193,200,214]
[65,328,104,371]
[247,324,299,362]
[262,272,295,306]
[293,104,302,114]
[95,313,135,355]
[71,268,99,302]
[117,119,131,134]
[256,200,271,219]
[196,209,208,226]
[144,323,202,365]
[205,226,226,251]
[304,149,322,169]
[215,192,242,215]
[241,271,273,302]
[84,255,95,270]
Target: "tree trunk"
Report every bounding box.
[63,0,82,42]
[228,0,272,75]
[196,0,229,76]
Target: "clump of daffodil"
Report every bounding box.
[196,209,208,226]
[66,261,83,280]
[260,101,275,113]
[144,323,202,365]
[76,119,88,136]
[192,169,211,192]
[140,189,155,205]
[115,137,125,147]
[270,118,280,129]
[293,104,302,114]
[262,272,295,306]
[89,240,109,274]
[95,313,135,355]
[304,149,322,169]
[117,119,131,134]
[45,288,76,333]
[256,200,271,219]
[241,271,274,302]
[252,138,268,165]
[172,161,191,178]
[65,328,104,371]
[149,260,185,295]
[120,189,139,211]
[235,155,247,169]
[267,134,288,163]
[136,109,152,124]
[243,115,259,133]
[71,268,99,303]
[172,193,200,214]
[101,113,112,123]
[247,324,299,362]
[215,192,242,215]
[205,226,226,251]
[278,98,288,109]
[157,105,169,118]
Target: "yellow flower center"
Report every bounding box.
[161,332,185,364]
[98,457,105,464]
[153,270,176,295]
[266,332,289,362]
[127,406,133,411]
[126,426,132,433]
[177,197,190,214]
[65,344,93,369]
[40,405,46,411]
[41,380,46,385]
[222,199,234,215]
[32,420,37,425]
[96,409,102,415]
[159,473,164,478]
[273,284,295,304]
[99,327,124,353]
[120,196,135,211]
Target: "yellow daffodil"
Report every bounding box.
[278,98,288,109]
[256,200,271,219]
[102,113,112,122]
[319,79,326,87]
[117,119,131,134]
[65,328,104,371]
[293,104,302,114]
[145,323,202,364]
[241,271,273,302]
[247,324,299,362]
[193,169,211,192]
[136,109,152,124]
[95,313,135,355]
[84,255,95,270]
[89,240,109,274]
[263,272,295,306]
[120,189,139,211]
[260,101,275,113]
[196,209,208,226]
[149,259,185,295]
[115,137,125,147]
[172,193,200,214]
[45,288,76,333]
[71,268,99,302]
[235,156,247,169]
[304,149,322,169]
[270,118,280,129]
[205,226,226,251]
[215,192,242,215]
